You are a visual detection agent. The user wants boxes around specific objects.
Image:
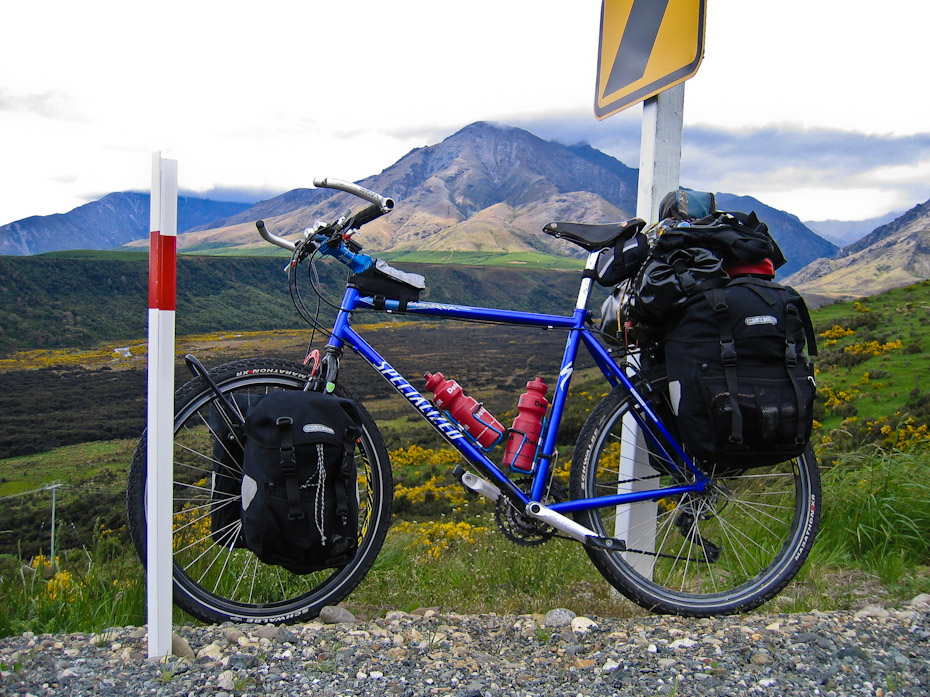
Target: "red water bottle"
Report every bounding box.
[424,372,504,449]
[502,377,549,473]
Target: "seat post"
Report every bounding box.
[575,251,600,312]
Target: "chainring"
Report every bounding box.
[494,477,566,547]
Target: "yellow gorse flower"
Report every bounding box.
[393,520,489,559]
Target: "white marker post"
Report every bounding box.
[614,83,685,578]
[147,152,178,658]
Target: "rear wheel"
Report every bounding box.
[126,357,392,624]
[570,374,820,616]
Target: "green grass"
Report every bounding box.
[0,533,146,638]
[376,250,586,269]
[814,448,930,580]
[0,440,135,498]
[2,443,927,639]
[812,280,930,440]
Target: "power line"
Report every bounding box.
[0,482,67,502]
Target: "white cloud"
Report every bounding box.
[2,1,930,226]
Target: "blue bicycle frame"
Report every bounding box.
[321,254,711,543]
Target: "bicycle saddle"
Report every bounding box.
[543,218,646,252]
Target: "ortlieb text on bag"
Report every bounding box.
[241,390,362,573]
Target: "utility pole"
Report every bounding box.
[46,482,64,564]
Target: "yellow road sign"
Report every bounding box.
[595,0,706,119]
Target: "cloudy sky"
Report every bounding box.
[2,1,928,228]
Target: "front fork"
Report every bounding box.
[308,346,343,393]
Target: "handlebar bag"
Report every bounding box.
[241,390,362,574]
[348,259,426,310]
[663,277,817,470]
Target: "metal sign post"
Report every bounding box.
[147,152,178,658]
[614,83,685,578]
[595,0,700,578]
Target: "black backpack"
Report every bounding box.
[240,390,362,573]
[663,276,817,468]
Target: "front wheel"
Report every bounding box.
[126,357,393,624]
[570,375,820,616]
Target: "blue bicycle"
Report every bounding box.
[126,178,820,623]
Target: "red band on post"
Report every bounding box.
[148,231,177,310]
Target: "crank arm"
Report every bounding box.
[525,501,626,550]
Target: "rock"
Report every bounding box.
[320,606,357,624]
[910,593,930,609]
[750,652,771,666]
[196,643,223,660]
[216,669,236,690]
[171,634,195,660]
[854,605,890,619]
[255,625,278,639]
[603,658,621,673]
[276,627,298,643]
[570,616,599,635]
[544,608,576,627]
[222,627,245,644]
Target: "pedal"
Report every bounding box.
[584,535,627,552]
[453,465,501,503]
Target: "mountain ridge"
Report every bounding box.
[171,122,831,276]
[0,193,250,256]
[786,195,930,300]
[4,121,927,300]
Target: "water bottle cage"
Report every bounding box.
[438,404,505,452]
[505,415,547,474]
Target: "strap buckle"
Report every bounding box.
[720,339,738,366]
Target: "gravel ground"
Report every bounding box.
[1,597,928,696]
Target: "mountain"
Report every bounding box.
[713,194,838,278]
[785,196,930,301]
[2,121,839,277]
[171,122,641,256]
[0,193,251,256]
[804,210,904,247]
[174,122,835,276]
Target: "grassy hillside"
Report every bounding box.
[0,283,928,634]
[810,280,930,453]
[0,252,595,358]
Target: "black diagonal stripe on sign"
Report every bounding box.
[604,0,670,98]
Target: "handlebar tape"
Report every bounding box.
[344,202,388,231]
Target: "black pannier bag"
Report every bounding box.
[663,276,818,468]
[208,394,259,549]
[241,390,362,573]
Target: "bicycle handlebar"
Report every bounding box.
[313,177,394,213]
[256,178,395,261]
[256,219,297,253]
